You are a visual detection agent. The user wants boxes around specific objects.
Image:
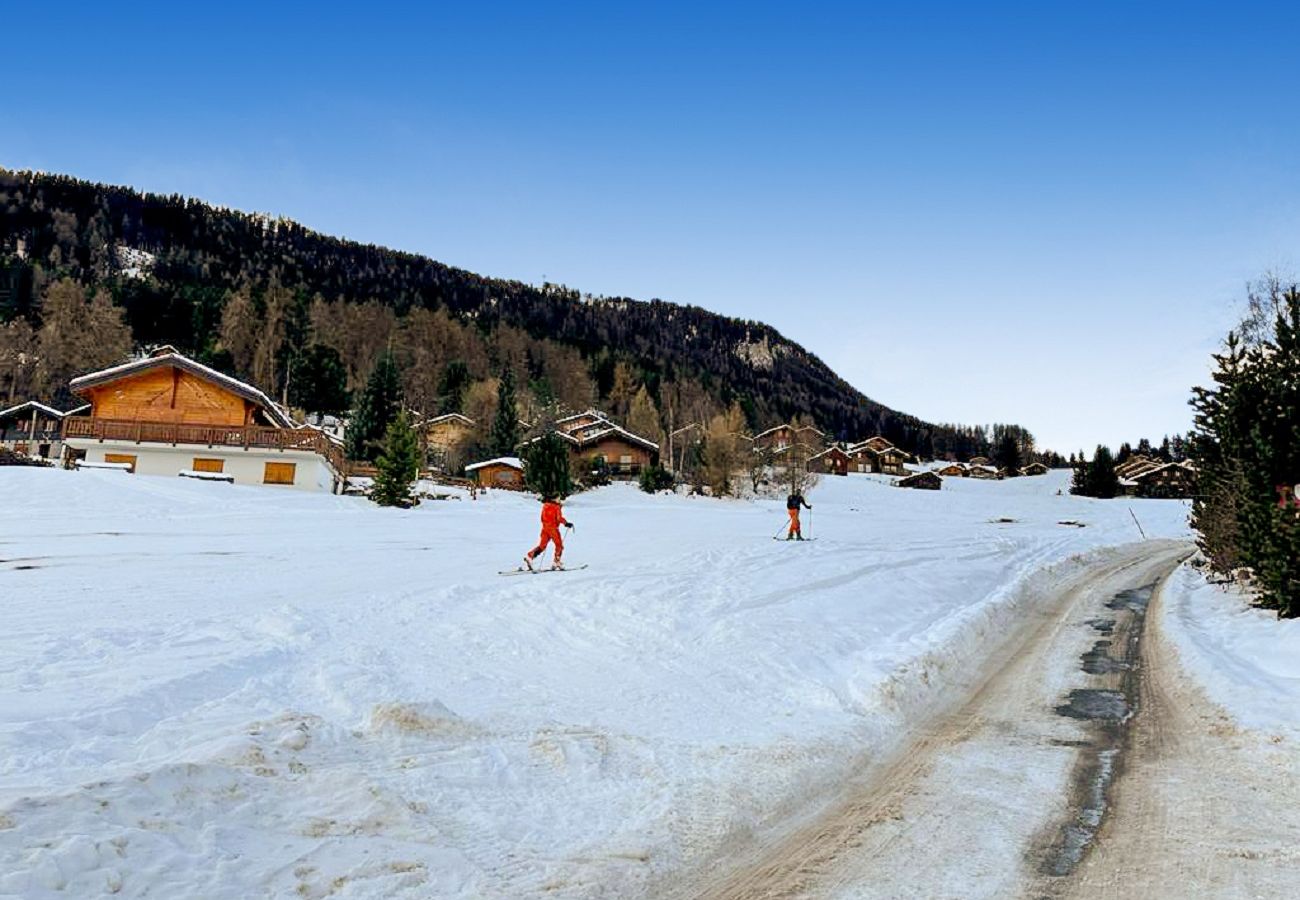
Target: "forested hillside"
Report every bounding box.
[0,168,1015,459]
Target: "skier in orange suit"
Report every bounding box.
[525,496,573,570]
[786,490,811,540]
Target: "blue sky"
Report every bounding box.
[6,2,1299,452]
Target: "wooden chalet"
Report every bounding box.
[419,412,476,471]
[856,435,895,454]
[968,465,1002,480]
[1115,455,1159,480]
[0,400,88,462]
[1123,461,1195,499]
[969,456,990,467]
[551,409,659,478]
[62,347,343,491]
[897,470,942,490]
[847,441,911,476]
[465,456,525,489]
[752,423,826,455]
[809,445,851,476]
[1020,462,1049,477]
[936,462,968,477]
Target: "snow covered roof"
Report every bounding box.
[69,352,294,428]
[753,423,825,441]
[571,424,659,452]
[0,400,70,421]
[809,445,849,460]
[465,456,524,473]
[421,412,475,427]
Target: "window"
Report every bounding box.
[263,461,296,485]
[192,458,224,473]
[105,453,137,473]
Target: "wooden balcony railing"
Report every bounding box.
[62,416,345,474]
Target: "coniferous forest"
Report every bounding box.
[0,168,1022,459]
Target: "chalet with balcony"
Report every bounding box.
[0,400,88,462]
[62,348,343,491]
[546,409,659,478]
[936,462,968,477]
[847,438,912,476]
[1122,461,1195,499]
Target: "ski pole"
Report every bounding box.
[773,519,788,539]
[1128,507,1147,541]
[808,506,813,540]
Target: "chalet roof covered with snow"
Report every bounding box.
[464,456,524,473]
[69,349,294,428]
[0,400,74,421]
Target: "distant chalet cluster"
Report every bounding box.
[1,344,1060,498]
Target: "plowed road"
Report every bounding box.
[656,541,1300,899]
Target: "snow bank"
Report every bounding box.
[0,467,1191,898]
[1162,562,1300,742]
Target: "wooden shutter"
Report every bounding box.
[104,453,137,472]
[263,461,296,485]
[192,458,225,473]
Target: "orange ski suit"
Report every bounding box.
[529,501,568,563]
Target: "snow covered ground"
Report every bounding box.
[0,467,1191,898]
[1163,562,1300,743]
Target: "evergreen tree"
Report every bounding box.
[490,368,520,455]
[437,360,471,414]
[523,431,574,499]
[346,351,403,462]
[994,432,1021,473]
[1086,445,1120,499]
[290,344,351,417]
[371,411,420,507]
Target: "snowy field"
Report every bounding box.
[1163,562,1300,743]
[0,467,1192,898]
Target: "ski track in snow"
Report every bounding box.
[0,468,1193,898]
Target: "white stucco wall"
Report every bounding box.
[65,439,336,492]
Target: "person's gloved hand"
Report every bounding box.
[565,522,574,530]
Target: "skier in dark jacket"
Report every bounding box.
[786,491,812,540]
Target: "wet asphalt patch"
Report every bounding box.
[1037,582,1158,880]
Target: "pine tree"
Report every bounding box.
[490,368,520,456]
[523,431,574,499]
[994,432,1021,473]
[1086,445,1120,499]
[290,344,351,417]
[371,411,420,507]
[346,350,403,462]
[437,360,471,414]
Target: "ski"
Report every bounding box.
[772,537,817,542]
[498,563,590,576]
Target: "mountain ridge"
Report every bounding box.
[0,167,1009,458]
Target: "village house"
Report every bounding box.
[969,456,990,467]
[61,347,344,491]
[936,462,968,478]
[897,470,942,490]
[1115,455,1160,480]
[419,412,476,471]
[0,400,88,462]
[847,437,912,476]
[1122,461,1196,499]
[465,456,525,490]
[1020,462,1049,476]
[968,465,1002,480]
[552,410,659,478]
[752,423,826,456]
[808,445,851,476]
